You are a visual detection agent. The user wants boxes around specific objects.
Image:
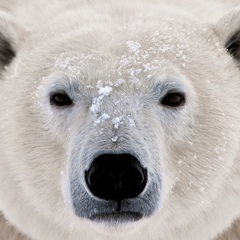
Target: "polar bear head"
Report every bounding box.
[0,5,240,239]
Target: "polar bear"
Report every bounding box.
[0,0,240,239]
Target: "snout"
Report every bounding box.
[69,151,161,224]
[85,153,148,201]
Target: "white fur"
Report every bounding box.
[0,1,240,240]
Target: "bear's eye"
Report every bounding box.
[161,92,185,107]
[50,92,73,107]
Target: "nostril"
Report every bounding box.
[87,171,115,187]
[85,154,147,201]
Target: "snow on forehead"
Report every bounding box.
[126,40,141,53]
[53,22,197,83]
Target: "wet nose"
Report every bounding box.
[85,154,147,201]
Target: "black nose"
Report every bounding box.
[85,154,147,201]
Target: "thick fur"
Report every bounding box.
[0,1,240,240]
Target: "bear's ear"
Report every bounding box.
[213,7,240,61]
[0,11,27,68]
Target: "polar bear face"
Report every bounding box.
[0,6,240,238]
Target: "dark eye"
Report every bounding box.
[50,92,73,107]
[161,92,185,107]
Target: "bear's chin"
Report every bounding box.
[89,211,143,224]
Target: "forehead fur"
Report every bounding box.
[35,18,215,86]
